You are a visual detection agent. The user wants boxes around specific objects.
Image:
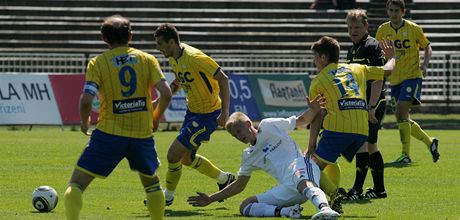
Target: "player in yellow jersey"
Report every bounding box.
[153,24,234,206]
[376,0,439,164]
[63,15,172,220]
[305,36,396,213]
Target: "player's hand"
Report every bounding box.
[380,39,395,59]
[368,108,378,124]
[187,192,212,207]
[420,64,428,77]
[80,119,91,136]
[217,110,229,127]
[306,95,326,113]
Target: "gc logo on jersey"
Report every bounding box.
[394,39,410,49]
[176,71,194,83]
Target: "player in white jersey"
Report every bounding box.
[187,96,339,220]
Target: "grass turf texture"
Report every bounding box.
[0,125,459,219]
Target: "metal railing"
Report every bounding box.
[1,52,459,106]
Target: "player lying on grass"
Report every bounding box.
[187,96,340,220]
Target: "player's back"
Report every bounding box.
[310,63,384,136]
[86,47,164,138]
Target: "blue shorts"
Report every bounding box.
[315,130,367,163]
[390,78,422,111]
[76,129,160,178]
[177,109,220,155]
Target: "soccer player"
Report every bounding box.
[376,0,439,164]
[306,36,395,213]
[64,15,172,220]
[153,23,234,206]
[187,96,340,220]
[341,9,387,200]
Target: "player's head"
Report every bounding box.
[154,23,180,58]
[225,112,256,145]
[100,15,132,47]
[311,36,340,70]
[346,9,369,44]
[386,0,405,24]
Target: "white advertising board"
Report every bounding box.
[0,75,62,124]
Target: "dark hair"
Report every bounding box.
[154,24,180,44]
[311,36,340,63]
[387,0,405,11]
[100,15,131,45]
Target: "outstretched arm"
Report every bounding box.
[187,175,250,207]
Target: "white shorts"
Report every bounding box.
[256,156,320,207]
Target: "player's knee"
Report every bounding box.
[297,179,317,194]
[240,197,258,215]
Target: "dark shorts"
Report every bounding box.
[390,78,422,111]
[76,129,160,178]
[315,130,367,163]
[177,109,220,154]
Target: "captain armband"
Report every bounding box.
[83,81,99,96]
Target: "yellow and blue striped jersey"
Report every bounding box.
[85,47,164,138]
[169,43,221,114]
[376,19,430,85]
[309,63,385,136]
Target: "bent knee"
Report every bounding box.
[239,196,258,215]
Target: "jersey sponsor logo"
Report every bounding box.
[395,39,410,49]
[112,97,147,114]
[176,71,194,83]
[338,98,366,110]
[111,54,137,67]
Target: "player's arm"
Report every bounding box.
[421,44,432,77]
[306,110,324,156]
[215,68,230,127]
[152,79,172,132]
[79,92,94,136]
[187,175,250,207]
[296,95,325,128]
[367,80,383,124]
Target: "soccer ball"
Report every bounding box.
[32,186,58,212]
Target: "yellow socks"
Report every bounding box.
[64,184,82,220]
[165,161,182,191]
[320,170,338,198]
[324,163,341,188]
[145,183,165,220]
[398,120,411,156]
[410,120,433,147]
[189,154,222,179]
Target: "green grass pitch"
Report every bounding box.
[0,127,459,220]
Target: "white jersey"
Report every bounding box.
[237,116,309,185]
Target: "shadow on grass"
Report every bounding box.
[336,214,377,219]
[341,198,373,205]
[384,161,418,168]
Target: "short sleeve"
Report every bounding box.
[365,66,385,81]
[415,25,430,48]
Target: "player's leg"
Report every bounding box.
[128,137,165,220]
[405,79,440,162]
[390,82,411,163]
[177,111,234,188]
[64,169,94,220]
[344,143,368,200]
[140,175,164,220]
[295,157,338,219]
[241,185,306,218]
[164,139,187,205]
[65,129,126,219]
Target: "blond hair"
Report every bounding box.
[346,9,368,25]
[225,112,251,132]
